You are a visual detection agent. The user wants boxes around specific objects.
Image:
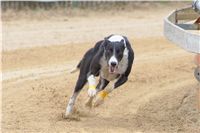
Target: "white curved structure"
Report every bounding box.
[193,0,200,14]
[164,6,200,53]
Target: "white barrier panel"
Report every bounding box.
[164,7,200,54]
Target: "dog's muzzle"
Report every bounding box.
[108,55,118,73]
[109,61,118,73]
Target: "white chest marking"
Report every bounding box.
[100,56,118,81]
[117,53,129,74]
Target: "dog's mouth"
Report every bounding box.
[109,66,118,74]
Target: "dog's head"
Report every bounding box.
[103,38,126,74]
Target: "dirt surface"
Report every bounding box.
[2,3,200,133]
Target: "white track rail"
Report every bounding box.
[164,6,200,53]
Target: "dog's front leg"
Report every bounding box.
[86,78,109,107]
[85,75,96,108]
[94,75,128,107]
[87,75,97,97]
[86,51,102,106]
[64,91,80,119]
[85,69,99,108]
[113,75,128,89]
[87,57,101,97]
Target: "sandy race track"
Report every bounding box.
[2,3,200,133]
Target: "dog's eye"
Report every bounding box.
[116,50,120,54]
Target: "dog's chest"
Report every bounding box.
[100,67,118,81]
[117,55,129,74]
[100,55,129,81]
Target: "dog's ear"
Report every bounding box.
[103,38,110,48]
[120,39,125,44]
[120,39,127,48]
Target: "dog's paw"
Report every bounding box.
[62,113,80,121]
[88,88,97,97]
[94,97,104,107]
[94,91,108,107]
[85,97,93,108]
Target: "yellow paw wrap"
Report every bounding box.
[99,91,108,99]
[89,85,96,90]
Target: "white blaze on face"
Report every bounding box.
[108,54,118,73]
[109,55,118,66]
[108,35,124,66]
[107,35,124,73]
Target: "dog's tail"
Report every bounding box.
[70,60,82,74]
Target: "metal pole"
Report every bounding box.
[194,54,200,111]
[198,83,200,111]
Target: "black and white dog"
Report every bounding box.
[64,34,134,118]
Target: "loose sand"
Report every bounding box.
[2,3,200,133]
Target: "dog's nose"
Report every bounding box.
[111,62,117,67]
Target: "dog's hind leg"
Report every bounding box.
[64,75,87,118]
